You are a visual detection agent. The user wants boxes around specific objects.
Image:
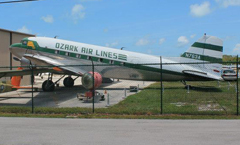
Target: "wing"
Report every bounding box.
[23,54,88,76]
[0,68,55,78]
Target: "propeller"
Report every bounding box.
[13,57,20,61]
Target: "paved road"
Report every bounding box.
[0,118,240,145]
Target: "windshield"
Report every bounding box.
[21,40,27,45]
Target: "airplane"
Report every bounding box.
[0,67,38,93]
[0,34,223,92]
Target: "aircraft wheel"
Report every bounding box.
[63,77,74,87]
[42,80,55,92]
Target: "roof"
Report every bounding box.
[0,28,35,36]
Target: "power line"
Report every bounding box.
[0,0,40,4]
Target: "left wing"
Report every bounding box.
[23,54,88,76]
[0,68,56,78]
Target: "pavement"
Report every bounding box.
[0,118,240,145]
[0,75,154,108]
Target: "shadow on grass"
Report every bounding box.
[189,86,222,92]
[145,86,222,92]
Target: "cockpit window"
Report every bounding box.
[22,40,27,45]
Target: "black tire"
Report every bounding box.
[63,77,74,88]
[42,80,55,92]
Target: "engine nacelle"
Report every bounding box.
[81,72,102,90]
[20,57,31,67]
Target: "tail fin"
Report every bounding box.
[180,34,223,80]
[11,67,23,87]
[181,34,223,63]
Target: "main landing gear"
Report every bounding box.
[41,74,79,92]
[42,73,55,92]
[63,77,74,87]
[42,80,55,92]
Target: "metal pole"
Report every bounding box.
[237,55,239,116]
[123,88,126,99]
[160,56,163,114]
[162,84,164,93]
[31,65,34,113]
[106,93,110,107]
[91,59,95,113]
[10,32,12,70]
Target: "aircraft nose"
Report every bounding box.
[9,43,24,58]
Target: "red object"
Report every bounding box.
[11,67,23,87]
[213,69,220,73]
[85,91,93,98]
[89,72,102,89]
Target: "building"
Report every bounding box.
[0,28,35,85]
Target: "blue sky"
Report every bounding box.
[0,0,240,56]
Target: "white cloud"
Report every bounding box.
[106,41,119,47]
[41,15,54,23]
[136,37,150,46]
[233,44,240,53]
[17,26,32,34]
[215,0,240,7]
[190,34,196,38]
[71,4,85,23]
[159,38,165,45]
[190,2,211,17]
[177,36,189,47]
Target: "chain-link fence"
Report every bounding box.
[0,59,239,115]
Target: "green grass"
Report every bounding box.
[98,81,238,116]
[0,80,239,119]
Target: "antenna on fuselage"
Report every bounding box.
[121,47,125,50]
[54,36,58,39]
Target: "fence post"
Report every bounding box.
[162,84,164,93]
[160,56,163,114]
[123,88,126,99]
[91,58,95,113]
[106,93,110,107]
[31,65,34,114]
[237,55,239,116]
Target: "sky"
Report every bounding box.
[0,0,240,57]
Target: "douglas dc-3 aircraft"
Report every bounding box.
[0,34,223,92]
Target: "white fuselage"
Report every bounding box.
[10,37,222,81]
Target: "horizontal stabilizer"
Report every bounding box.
[182,70,223,81]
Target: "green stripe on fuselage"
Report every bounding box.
[181,52,222,63]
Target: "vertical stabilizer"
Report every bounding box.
[180,34,223,79]
[181,34,223,63]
